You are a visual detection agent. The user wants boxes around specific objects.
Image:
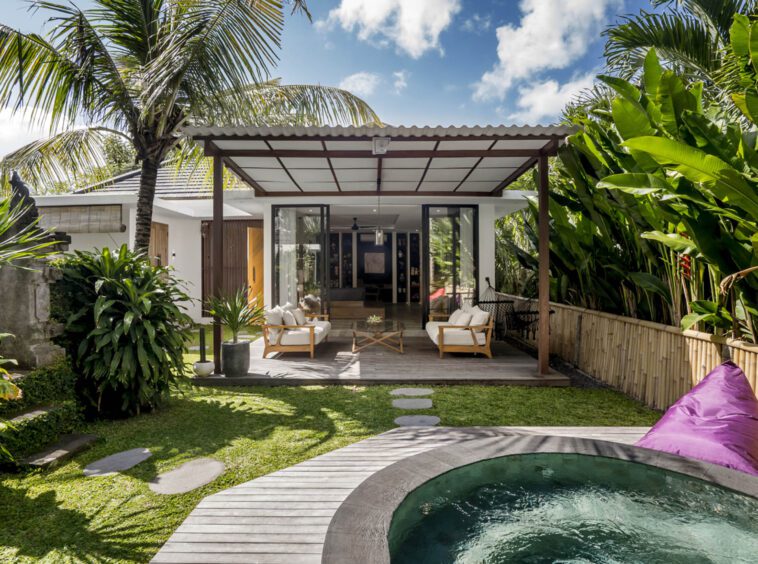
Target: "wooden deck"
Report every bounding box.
[193,337,569,386]
[151,426,649,563]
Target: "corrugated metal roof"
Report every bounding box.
[182,124,575,139]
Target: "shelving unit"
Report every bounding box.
[329,233,340,289]
[341,233,353,288]
[396,233,407,302]
[409,233,421,303]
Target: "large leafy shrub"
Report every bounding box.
[501,38,758,341]
[53,245,192,418]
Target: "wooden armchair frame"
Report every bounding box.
[262,313,330,359]
[428,313,494,359]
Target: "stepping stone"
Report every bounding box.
[392,398,433,409]
[84,448,152,477]
[390,388,434,396]
[394,415,440,427]
[21,434,99,469]
[149,458,225,495]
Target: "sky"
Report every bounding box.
[1,0,653,155]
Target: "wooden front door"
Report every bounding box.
[149,222,169,266]
[247,226,264,302]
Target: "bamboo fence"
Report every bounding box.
[503,294,758,410]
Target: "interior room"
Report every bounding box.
[328,204,423,328]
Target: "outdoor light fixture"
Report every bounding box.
[372,136,391,155]
[374,227,384,246]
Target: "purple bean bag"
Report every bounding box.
[636,361,758,476]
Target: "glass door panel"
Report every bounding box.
[422,205,478,320]
[272,205,329,313]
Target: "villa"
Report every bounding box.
[35,124,569,378]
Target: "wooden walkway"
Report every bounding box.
[193,338,569,386]
[151,426,648,563]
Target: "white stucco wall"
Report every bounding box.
[478,204,496,299]
[151,212,204,322]
[66,231,130,253]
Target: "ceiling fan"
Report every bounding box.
[350,217,395,231]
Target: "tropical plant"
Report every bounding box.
[0,196,56,267]
[53,245,192,418]
[206,288,265,343]
[604,0,755,80]
[0,0,379,250]
[501,40,758,342]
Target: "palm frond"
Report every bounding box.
[0,127,128,194]
[604,11,722,79]
[195,80,381,127]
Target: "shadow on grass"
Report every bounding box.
[0,485,164,562]
[0,384,401,562]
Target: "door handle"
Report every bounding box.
[253,267,256,282]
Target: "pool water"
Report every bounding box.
[388,453,758,563]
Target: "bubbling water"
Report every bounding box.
[388,454,758,564]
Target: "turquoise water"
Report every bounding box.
[388,453,758,563]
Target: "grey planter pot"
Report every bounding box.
[222,341,250,377]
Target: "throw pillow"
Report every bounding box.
[469,310,490,330]
[293,308,307,325]
[454,312,473,326]
[282,310,296,326]
[448,309,463,324]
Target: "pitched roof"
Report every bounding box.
[76,160,247,198]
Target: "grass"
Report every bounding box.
[0,383,659,563]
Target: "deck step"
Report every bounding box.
[20,433,99,469]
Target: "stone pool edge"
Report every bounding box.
[321,434,758,564]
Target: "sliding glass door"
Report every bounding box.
[272,205,329,313]
[422,205,478,320]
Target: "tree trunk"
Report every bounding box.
[134,153,161,252]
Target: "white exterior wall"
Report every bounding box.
[151,212,204,322]
[66,231,130,253]
[478,204,496,299]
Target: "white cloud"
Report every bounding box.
[507,72,595,124]
[392,70,410,94]
[473,0,621,101]
[462,13,491,34]
[0,109,51,157]
[318,0,462,59]
[339,71,382,97]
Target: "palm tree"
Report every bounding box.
[0,1,378,250]
[604,0,756,81]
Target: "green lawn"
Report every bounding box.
[0,384,659,563]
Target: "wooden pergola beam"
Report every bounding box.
[212,155,224,374]
[537,154,550,375]
[211,149,546,159]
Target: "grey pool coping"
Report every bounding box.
[321,434,758,564]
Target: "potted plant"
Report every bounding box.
[206,288,265,377]
[192,327,214,377]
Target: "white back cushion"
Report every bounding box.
[455,312,473,326]
[470,309,490,330]
[282,310,296,326]
[448,309,463,324]
[293,308,307,325]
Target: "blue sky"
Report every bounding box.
[1,0,652,154]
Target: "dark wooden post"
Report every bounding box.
[212,155,224,374]
[538,154,550,375]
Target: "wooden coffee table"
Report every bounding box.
[352,320,405,354]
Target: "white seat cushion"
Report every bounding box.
[270,319,331,346]
[425,322,485,346]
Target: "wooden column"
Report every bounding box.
[538,154,550,375]
[212,155,224,374]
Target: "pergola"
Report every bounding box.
[182,124,574,376]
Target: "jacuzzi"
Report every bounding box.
[322,435,758,563]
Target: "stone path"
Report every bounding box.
[84,447,152,477]
[391,387,437,427]
[149,458,226,495]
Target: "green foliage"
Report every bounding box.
[500,42,758,341]
[0,360,76,418]
[53,245,192,418]
[0,196,57,267]
[206,288,265,343]
[0,401,82,463]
